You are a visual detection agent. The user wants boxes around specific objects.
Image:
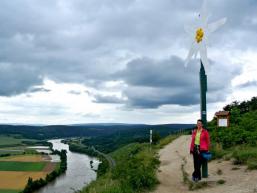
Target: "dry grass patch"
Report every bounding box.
[0,171,48,189]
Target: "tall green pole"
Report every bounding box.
[200,60,207,128]
[199,60,208,178]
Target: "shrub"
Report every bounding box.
[217,179,226,185]
[232,147,257,165]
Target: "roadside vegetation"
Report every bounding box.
[78,134,177,193]
[209,97,257,170]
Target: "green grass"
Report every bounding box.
[81,135,177,193]
[231,146,257,169]
[0,189,21,193]
[0,161,46,171]
[211,142,257,170]
[156,135,177,149]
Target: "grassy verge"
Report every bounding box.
[156,135,178,149]
[232,146,257,169]
[210,142,257,170]
[0,161,46,171]
[79,135,177,193]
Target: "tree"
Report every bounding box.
[152,131,161,144]
[230,107,241,125]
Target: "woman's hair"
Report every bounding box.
[197,119,203,123]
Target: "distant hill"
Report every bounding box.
[0,123,194,140]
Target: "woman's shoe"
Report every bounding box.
[192,176,199,182]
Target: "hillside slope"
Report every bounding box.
[152,135,257,193]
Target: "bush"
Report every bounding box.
[247,159,257,170]
[232,147,257,165]
[84,142,161,193]
[97,156,109,177]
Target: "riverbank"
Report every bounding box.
[35,139,98,193]
[22,149,67,193]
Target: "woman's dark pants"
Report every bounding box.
[192,145,202,180]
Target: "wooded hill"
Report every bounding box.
[0,123,194,140]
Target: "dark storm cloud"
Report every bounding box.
[93,94,125,104]
[115,56,241,108]
[0,0,254,99]
[0,62,43,96]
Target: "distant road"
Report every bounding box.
[92,146,116,168]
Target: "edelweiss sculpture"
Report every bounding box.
[185,0,227,67]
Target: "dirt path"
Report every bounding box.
[151,135,257,193]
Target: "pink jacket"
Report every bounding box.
[190,128,210,152]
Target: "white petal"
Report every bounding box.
[203,35,208,46]
[200,0,208,23]
[207,17,227,33]
[185,42,198,67]
[199,41,209,67]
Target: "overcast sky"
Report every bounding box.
[0,0,257,125]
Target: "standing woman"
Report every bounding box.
[190,119,210,182]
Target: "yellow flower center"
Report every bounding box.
[195,28,204,43]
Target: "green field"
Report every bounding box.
[0,135,39,147]
[0,189,21,193]
[0,149,24,155]
[0,161,46,171]
[0,136,23,147]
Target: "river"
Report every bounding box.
[35,139,99,193]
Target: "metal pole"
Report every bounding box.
[200,60,207,128]
[200,60,208,178]
[150,129,152,144]
[150,130,152,152]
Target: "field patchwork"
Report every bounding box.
[0,154,58,191]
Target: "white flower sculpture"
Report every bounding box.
[185,0,227,67]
